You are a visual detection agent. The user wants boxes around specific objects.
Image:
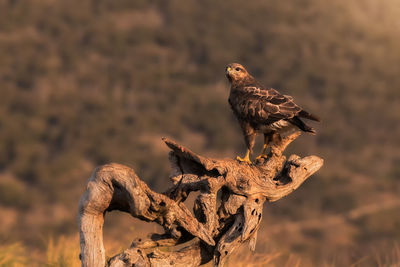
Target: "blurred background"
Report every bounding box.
[0,0,400,266]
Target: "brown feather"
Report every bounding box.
[226,63,320,153]
[298,110,321,122]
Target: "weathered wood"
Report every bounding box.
[78,132,323,267]
[78,163,215,267]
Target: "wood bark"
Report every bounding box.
[78,132,323,267]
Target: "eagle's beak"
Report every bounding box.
[226,67,232,74]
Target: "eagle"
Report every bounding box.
[226,63,320,164]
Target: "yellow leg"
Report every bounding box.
[256,135,270,160]
[256,144,268,160]
[236,149,252,164]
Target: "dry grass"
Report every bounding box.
[0,243,26,267]
[0,236,81,267]
[224,248,285,267]
[1,234,399,266]
[44,236,81,267]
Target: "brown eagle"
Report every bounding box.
[226,63,320,164]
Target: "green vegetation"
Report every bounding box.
[0,0,399,265]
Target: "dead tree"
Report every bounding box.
[78,132,323,267]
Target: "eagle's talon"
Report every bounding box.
[236,149,252,164]
[236,156,252,164]
[256,154,268,160]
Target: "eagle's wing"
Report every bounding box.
[236,87,301,124]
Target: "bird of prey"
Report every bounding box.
[226,63,320,164]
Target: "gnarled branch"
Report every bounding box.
[78,132,323,267]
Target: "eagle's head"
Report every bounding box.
[225,63,249,83]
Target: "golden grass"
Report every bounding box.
[0,243,27,267]
[225,249,284,267]
[0,236,80,267]
[44,236,81,267]
[1,235,400,267]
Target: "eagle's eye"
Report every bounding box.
[235,67,241,72]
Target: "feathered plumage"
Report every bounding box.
[226,63,320,163]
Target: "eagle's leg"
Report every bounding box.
[256,133,271,159]
[237,133,255,164]
[236,149,251,164]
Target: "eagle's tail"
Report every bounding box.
[298,110,321,122]
[290,116,316,135]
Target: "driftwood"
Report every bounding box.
[78,132,323,267]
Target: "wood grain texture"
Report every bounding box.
[78,132,323,267]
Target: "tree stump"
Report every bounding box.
[78,132,323,267]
